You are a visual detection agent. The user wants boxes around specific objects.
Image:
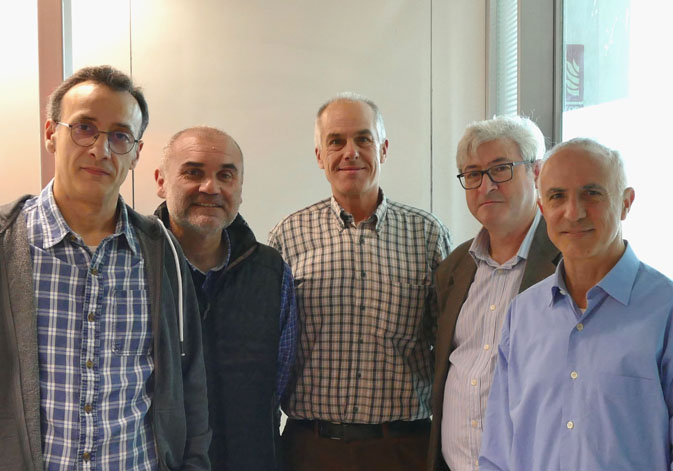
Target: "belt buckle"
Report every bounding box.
[320,421,345,440]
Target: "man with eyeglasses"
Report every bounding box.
[428,116,560,471]
[0,65,211,470]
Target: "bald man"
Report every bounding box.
[479,138,673,470]
[155,126,297,471]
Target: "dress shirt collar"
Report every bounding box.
[329,189,389,232]
[36,179,139,255]
[469,209,541,268]
[551,241,638,307]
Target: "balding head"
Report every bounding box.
[156,126,244,236]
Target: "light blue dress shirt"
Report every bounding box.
[479,243,673,471]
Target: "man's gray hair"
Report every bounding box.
[314,92,387,149]
[545,137,627,193]
[456,116,546,171]
[160,126,243,172]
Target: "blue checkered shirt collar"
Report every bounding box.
[37,180,140,255]
[328,190,389,232]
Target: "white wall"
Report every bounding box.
[4,0,486,246]
[0,1,42,202]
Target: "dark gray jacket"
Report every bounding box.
[0,196,211,470]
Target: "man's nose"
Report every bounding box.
[343,139,359,159]
[199,176,219,194]
[564,194,586,221]
[477,173,498,193]
[89,133,112,160]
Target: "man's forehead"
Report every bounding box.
[321,100,375,129]
[61,81,142,130]
[171,133,241,164]
[541,148,613,187]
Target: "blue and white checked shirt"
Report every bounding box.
[25,182,157,470]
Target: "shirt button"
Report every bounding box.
[86,360,94,369]
[82,452,91,462]
[470,379,477,386]
[356,372,362,379]
[84,403,93,414]
[570,371,578,380]
[483,344,490,350]
[361,270,366,279]
[567,421,574,429]
[358,337,364,344]
[489,304,496,311]
[576,323,584,331]
[69,234,77,242]
[353,406,359,413]
[471,419,479,428]
[90,267,98,276]
[359,236,365,245]
[87,313,95,322]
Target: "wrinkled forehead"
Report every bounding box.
[169,132,242,167]
[540,146,614,189]
[320,100,376,134]
[61,82,142,133]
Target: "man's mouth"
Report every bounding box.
[82,166,110,176]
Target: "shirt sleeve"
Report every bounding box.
[275,262,297,404]
[478,304,514,471]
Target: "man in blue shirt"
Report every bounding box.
[155,126,297,470]
[0,66,210,470]
[479,137,673,470]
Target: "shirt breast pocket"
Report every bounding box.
[111,288,152,356]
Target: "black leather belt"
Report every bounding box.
[292,418,430,441]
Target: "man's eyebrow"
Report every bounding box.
[220,163,239,172]
[544,186,566,196]
[75,115,135,133]
[463,156,510,171]
[180,161,204,168]
[582,183,607,192]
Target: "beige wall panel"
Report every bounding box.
[129,0,433,237]
[0,1,41,202]
[431,0,486,245]
[68,0,135,204]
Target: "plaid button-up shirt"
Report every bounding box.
[269,194,451,423]
[25,182,157,470]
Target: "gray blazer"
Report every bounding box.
[427,218,560,471]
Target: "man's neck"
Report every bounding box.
[487,217,535,265]
[336,189,380,224]
[53,189,119,247]
[562,243,625,309]
[170,220,227,273]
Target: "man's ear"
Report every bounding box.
[537,197,544,215]
[316,147,325,169]
[155,167,167,199]
[621,187,635,220]
[379,139,389,164]
[44,119,57,153]
[129,140,143,171]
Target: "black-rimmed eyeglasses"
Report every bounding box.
[457,161,529,190]
[56,122,139,155]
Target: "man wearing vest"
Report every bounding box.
[155,126,297,470]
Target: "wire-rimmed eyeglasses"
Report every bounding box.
[56,122,139,155]
[457,161,530,190]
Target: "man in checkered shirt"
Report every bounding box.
[269,93,452,471]
[0,66,210,470]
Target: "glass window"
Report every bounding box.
[561,0,673,277]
